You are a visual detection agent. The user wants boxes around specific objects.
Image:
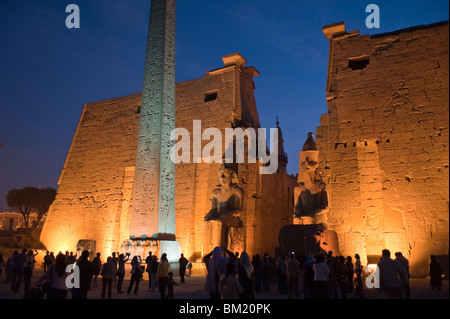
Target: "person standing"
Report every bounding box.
[345,256,354,293]
[286,253,300,299]
[166,272,178,299]
[262,254,272,292]
[302,255,315,299]
[43,251,50,272]
[33,253,69,299]
[6,253,15,283]
[73,250,94,299]
[67,252,76,265]
[117,253,129,294]
[11,249,27,292]
[312,254,330,299]
[101,257,116,299]
[430,255,443,291]
[219,262,243,299]
[395,252,410,298]
[204,247,223,299]
[23,261,33,293]
[92,252,102,287]
[111,252,119,288]
[156,253,170,299]
[26,250,38,270]
[150,255,159,292]
[275,256,287,295]
[252,254,263,293]
[237,252,255,299]
[127,255,142,296]
[179,253,189,284]
[145,251,153,289]
[354,254,364,298]
[326,251,338,299]
[377,249,407,299]
[335,256,349,299]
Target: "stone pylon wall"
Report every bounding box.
[317,22,449,276]
[40,55,295,261]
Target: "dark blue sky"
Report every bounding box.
[0,0,448,209]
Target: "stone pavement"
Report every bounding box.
[0,267,448,300]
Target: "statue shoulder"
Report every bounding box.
[231,184,244,196]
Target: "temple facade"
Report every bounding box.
[39,53,297,261]
[40,21,449,276]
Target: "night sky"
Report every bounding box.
[0,0,448,210]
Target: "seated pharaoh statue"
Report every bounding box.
[293,133,329,227]
[203,164,243,254]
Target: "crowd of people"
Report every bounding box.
[0,249,188,299]
[203,247,445,300]
[0,247,445,299]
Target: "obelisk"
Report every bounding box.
[130,0,179,260]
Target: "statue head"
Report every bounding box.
[218,164,238,187]
[301,155,319,172]
[315,181,326,192]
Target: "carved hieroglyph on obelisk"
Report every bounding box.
[130,0,178,256]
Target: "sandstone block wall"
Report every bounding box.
[40,56,294,260]
[318,22,449,276]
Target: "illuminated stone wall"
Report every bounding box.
[318,21,449,276]
[40,54,295,260]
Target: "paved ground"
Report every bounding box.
[0,267,448,300]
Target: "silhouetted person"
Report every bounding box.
[313,254,329,299]
[73,250,94,299]
[238,252,255,299]
[286,253,300,299]
[326,251,338,299]
[354,254,365,298]
[262,254,271,292]
[395,252,410,298]
[377,249,407,299]
[166,272,178,299]
[43,251,50,272]
[336,256,348,299]
[145,251,153,289]
[111,252,118,287]
[33,253,68,299]
[302,255,315,299]
[179,253,189,283]
[101,257,116,299]
[205,247,224,299]
[26,250,38,269]
[252,254,263,293]
[219,261,243,299]
[117,253,129,294]
[156,253,170,299]
[92,252,102,287]
[276,256,287,295]
[23,261,33,293]
[11,249,27,292]
[149,255,159,292]
[67,251,76,265]
[127,255,142,295]
[345,256,354,293]
[430,255,443,291]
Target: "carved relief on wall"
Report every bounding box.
[377,79,425,115]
